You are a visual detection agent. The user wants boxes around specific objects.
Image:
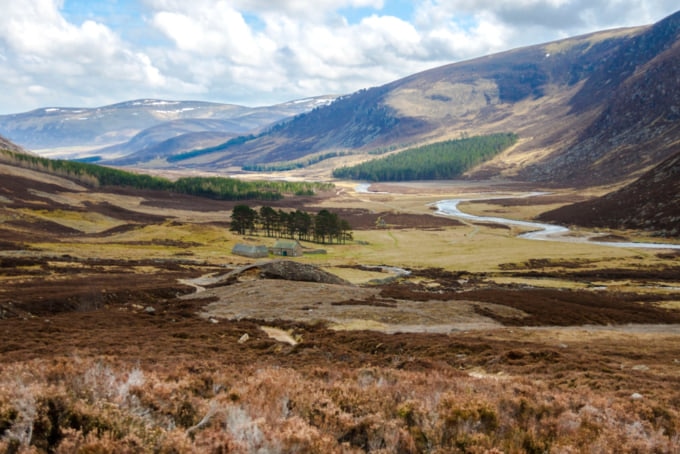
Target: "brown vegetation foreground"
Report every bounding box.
[2,170,680,452]
[2,257,680,452]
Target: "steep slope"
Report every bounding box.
[177,10,680,189]
[0,134,24,153]
[93,119,245,163]
[539,149,680,237]
[524,10,680,185]
[174,26,641,173]
[172,85,426,168]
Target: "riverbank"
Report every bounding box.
[435,198,680,250]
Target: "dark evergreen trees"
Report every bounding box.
[0,149,332,201]
[230,205,352,245]
[229,205,258,235]
[332,133,518,181]
[259,206,278,237]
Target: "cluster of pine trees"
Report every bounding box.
[332,133,518,181]
[230,205,353,244]
[0,149,331,201]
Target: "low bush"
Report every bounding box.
[0,358,678,452]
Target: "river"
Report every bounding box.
[434,198,680,250]
[355,183,680,250]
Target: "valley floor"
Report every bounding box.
[1,174,680,452]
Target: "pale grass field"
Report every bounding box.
[19,178,674,275]
[18,208,127,234]
[319,181,676,272]
[333,227,640,273]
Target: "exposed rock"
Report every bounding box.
[219,260,351,286]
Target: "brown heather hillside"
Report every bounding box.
[175,27,640,174]
[539,149,680,237]
[523,10,680,185]
[171,11,680,190]
[0,134,24,153]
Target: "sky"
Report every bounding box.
[0,0,678,114]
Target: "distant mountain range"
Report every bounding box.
[0,96,336,161]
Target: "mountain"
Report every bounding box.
[522,10,680,185]
[0,96,336,160]
[3,12,680,190]
[538,150,680,237]
[169,11,680,188]
[92,119,244,164]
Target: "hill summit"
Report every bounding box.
[162,10,680,189]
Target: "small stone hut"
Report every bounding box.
[231,243,269,258]
[270,239,303,257]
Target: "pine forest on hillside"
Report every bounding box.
[0,149,332,201]
[332,133,518,181]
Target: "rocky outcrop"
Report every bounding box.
[220,260,351,286]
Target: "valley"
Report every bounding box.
[2,163,680,452]
[1,8,680,452]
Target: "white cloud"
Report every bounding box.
[0,0,172,112]
[0,0,678,114]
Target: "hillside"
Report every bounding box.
[167,27,639,173]
[169,11,680,189]
[539,149,680,237]
[95,119,242,165]
[523,10,680,185]
[0,134,24,153]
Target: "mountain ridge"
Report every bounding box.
[0,96,337,160]
[168,25,653,182]
[167,11,680,191]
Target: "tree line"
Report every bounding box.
[0,149,332,201]
[332,133,518,181]
[230,205,353,244]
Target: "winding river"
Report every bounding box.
[434,199,680,250]
[355,184,680,250]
